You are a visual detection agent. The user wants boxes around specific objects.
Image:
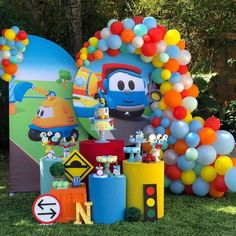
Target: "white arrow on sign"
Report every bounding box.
[32,194,61,224]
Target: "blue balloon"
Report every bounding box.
[106,35,122,50]
[10,49,17,56]
[225,167,236,192]
[97,39,108,51]
[0,36,6,45]
[170,121,189,139]
[0,69,4,76]
[127,43,135,53]
[143,17,157,30]
[166,45,180,58]
[167,135,177,145]
[15,41,24,50]
[6,40,15,48]
[185,132,200,147]
[192,177,209,196]
[11,26,20,34]
[212,130,235,155]
[122,18,135,29]
[169,72,181,84]
[197,145,217,165]
[170,180,185,194]
[189,120,203,133]
[177,155,196,170]
[155,126,165,135]
[164,175,171,188]
[153,108,163,118]
[161,118,170,128]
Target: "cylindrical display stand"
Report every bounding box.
[80,139,125,173]
[89,174,126,224]
[40,157,60,195]
[123,160,164,219]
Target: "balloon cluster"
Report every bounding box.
[0,26,29,82]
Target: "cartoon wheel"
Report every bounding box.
[66,129,79,141]
[28,128,42,141]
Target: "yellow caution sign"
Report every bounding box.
[63,150,93,181]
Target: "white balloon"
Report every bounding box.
[150,101,159,111]
[140,54,153,63]
[173,82,184,92]
[2,50,11,59]
[163,109,174,120]
[107,19,117,28]
[16,52,23,63]
[182,96,198,112]
[132,36,144,48]
[156,40,167,53]
[100,27,111,39]
[181,74,193,89]
[177,50,191,65]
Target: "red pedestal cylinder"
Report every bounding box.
[79,139,125,175]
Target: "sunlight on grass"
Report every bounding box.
[217,207,236,214]
[14,220,33,226]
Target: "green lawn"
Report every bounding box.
[0,153,236,236]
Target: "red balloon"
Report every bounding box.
[151,117,161,128]
[204,117,221,131]
[213,175,227,192]
[148,27,165,42]
[173,106,187,120]
[17,30,27,40]
[143,34,151,43]
[94,31,101,39]
[184,185,194,195]
[165,165,182,180]
[178,65,188,74]
[180,90,188,98]
[83,42,89,48]
[141,42,156,57]
[158,25,167,35]
[107,48,120,57]
[133,16,143,24]
[2,59,10,67]
[110,21,124,35]
[1,28,6,36]
[87,54,95,62]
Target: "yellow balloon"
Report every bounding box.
[134,48,141,55]
[80,47,88,54]
[161,69,171,80]
[152,55,164,68]
[2,45,10,51]
[4,29,16,41]
[200,166,217,182]
[158,98,167,110]
[164,29,181,45]
[193,116,204,125]
[214,156,233,175]
[2,73,12,82]
[22,39,29,46]
[160,82,173,94]
[181,170,196,185]
[184,111,192,124]
[80,52,87,60]
[89,37,98,47]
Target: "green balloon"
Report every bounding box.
[185,148,198,161]
[151,68,164,84]
[194,163,203,176]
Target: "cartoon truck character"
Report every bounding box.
[14,82,79,142]
[96,63,149,119]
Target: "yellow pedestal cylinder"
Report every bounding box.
[123,160,164,219]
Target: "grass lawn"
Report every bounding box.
[0,152,236,236]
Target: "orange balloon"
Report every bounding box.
[94,50,103,60]
[120,29,135,43]
[164,59,179,72]
[177,40,185,50]
[142,142,152,153]
[199,127,216,145]
[76,59,83,67]
[165,127,171,136]
[3,64,17,75]
[209,182,225,198]
[174,140,188,156]
[232,157,236,166]
[164,90,182,108]
[185,84,199,98]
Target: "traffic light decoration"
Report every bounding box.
[143,184,158,221]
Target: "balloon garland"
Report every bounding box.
[75,16,236,197]
[0,26,29,82]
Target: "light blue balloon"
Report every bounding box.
[151,68,164,84]
[197,145,217,165]
[185,148,198,161]
[84,60,90,66]
[170,180,185,194]
[155,126,165,135]
[0,69,4,76]
[0,36,6,45]
[177,155,196,170]
[9,56,17,64]
[162,141,169,150]
[194,163,203,176]
[166,45,180,58]
[189,120,203,133]
[153,108,163,118]
[15,41,24,50]
[167,135,177,145]
[97,39,108,51]
[161,118,170,128]
[159,53,169,63]
[6,40,15,48]
[133,24,148,37]
[164,175,172,188]
[143,17,157,30]
[170,121,189,139]
[122,18,135,29]
[11,26,20,34]
[169,72,181,84]
[185,132,200,147]
[127,43,135,53]
[10,49,17,56]
[212,130,235,155]
[225,167,236,192]
[106,35,122,50]
[192,177,209,196]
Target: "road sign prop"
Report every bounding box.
[32,194,61,224]
[64,150,93,181]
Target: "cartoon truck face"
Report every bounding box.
[28,96,79,142]
[98,63,149,119]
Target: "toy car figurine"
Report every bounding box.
[72,176,81,187]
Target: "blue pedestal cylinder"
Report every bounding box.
[89,175,126,224]
[40,157,60,194]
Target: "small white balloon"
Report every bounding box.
[100,27,111,39]
[107,19,118,28]
[132,36,144,48]
[182,96,198,112]
[16,52,23,63]
[177,50,191,65]
[2,50,11,59]
[156,40,167,53]
[181,74,193,89]
[173,82,184,92]
[140,54,153,63]
[163,109,174,120]
[150,101,159,111]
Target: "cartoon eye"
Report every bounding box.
[55,132,61,138]
[128,80,135,90]
[47,131,53,136]
[37,109,40,116]
[40,132,47,138]
[37,106,54,118]
[118,80,125,91]
[40,110,44,117]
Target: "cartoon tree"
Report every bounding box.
[56,70,72,90]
